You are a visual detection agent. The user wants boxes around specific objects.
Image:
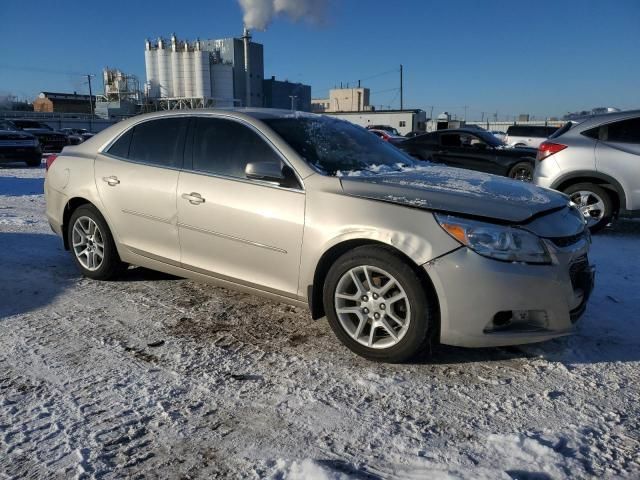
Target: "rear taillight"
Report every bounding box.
[45,154,58,171]
[537,142,567,161]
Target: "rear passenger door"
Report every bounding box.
[95,117,188,264]
[595,116,640,209]
[176,117,305,297]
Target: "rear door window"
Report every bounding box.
[605,117,640,144]
[441,133,462,147]
[107,129,133,158]
[127,118,189,168]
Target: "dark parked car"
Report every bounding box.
[0,120,42,166]
[60,128,95,144]
[398,128,537,181]
[10,119,69,153]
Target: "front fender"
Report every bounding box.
[298,186,461,298]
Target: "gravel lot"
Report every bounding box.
[1,164,639,479]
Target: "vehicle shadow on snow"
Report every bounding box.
[0,175,44,196]
[119,266,181,282]
[0,232,78,319]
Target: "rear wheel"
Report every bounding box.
[508,162,534,182]
[67,205,127,280]
[323,245,436,363]
[564,183,613,233]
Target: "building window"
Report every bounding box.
[399,121,406,127]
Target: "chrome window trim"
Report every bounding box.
[98,112,306,192]
[99,151,185,173]
[179,168,305,194]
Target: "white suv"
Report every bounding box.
[534,110,640,232]
[505,125,559,148]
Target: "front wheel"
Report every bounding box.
[323,245,436,363]
[508,162,534,182]
[67,204,127,280]
[564,183,613,233]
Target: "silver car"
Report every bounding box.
[534,110,640,232]
[45,110,594,362]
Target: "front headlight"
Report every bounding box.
[435,214,551,264]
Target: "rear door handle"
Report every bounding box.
[102,176,120,186]
[181,192,205,205]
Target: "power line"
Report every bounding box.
[0,64,88,77]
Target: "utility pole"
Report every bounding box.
[399,64,403,110]
[86,74,95,132]
[463,105,468,122]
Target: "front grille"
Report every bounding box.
[549,231,586,248]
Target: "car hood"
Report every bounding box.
[0,130,35,140]
[494,145,538,157]
[22,128,65,136]
[339,165,568,223]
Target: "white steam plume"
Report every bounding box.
[238,0,328,30]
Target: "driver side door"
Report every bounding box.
[177,117,305,298]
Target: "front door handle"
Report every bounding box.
[181,192,205,205]
[102,176,120,186]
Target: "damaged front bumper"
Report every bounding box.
[424,236,593,348]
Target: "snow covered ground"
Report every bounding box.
[1,163,638,479]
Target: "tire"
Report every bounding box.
[25,157,42,167]
[508,162,534,182]
[323,245,436,363]
[67,204,127,280]
[563,183,613,233]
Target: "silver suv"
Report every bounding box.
[534,110,640,232]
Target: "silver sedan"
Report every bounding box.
[45,109,594,362]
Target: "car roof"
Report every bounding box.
[570,109,640,131]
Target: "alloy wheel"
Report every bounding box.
[569,190,606,228]
[72,216,105,271]
[334,265,411,349]
[510,166,533,182]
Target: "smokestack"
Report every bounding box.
[242,26,251,107]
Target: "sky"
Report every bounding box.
[0,0,639,120]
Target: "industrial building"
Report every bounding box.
[32,92,95,114]
[263,76,311,111]
[143,30,264,108]
[95,68,142,119]
[312,87,371,113]
[326,109,427,135]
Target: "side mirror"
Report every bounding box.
[245,161,285,183]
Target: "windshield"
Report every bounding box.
[0,121,17,131]
[466,130,504,147]
[264,116,417,176]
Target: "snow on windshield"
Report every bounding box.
[264,116,415,176]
